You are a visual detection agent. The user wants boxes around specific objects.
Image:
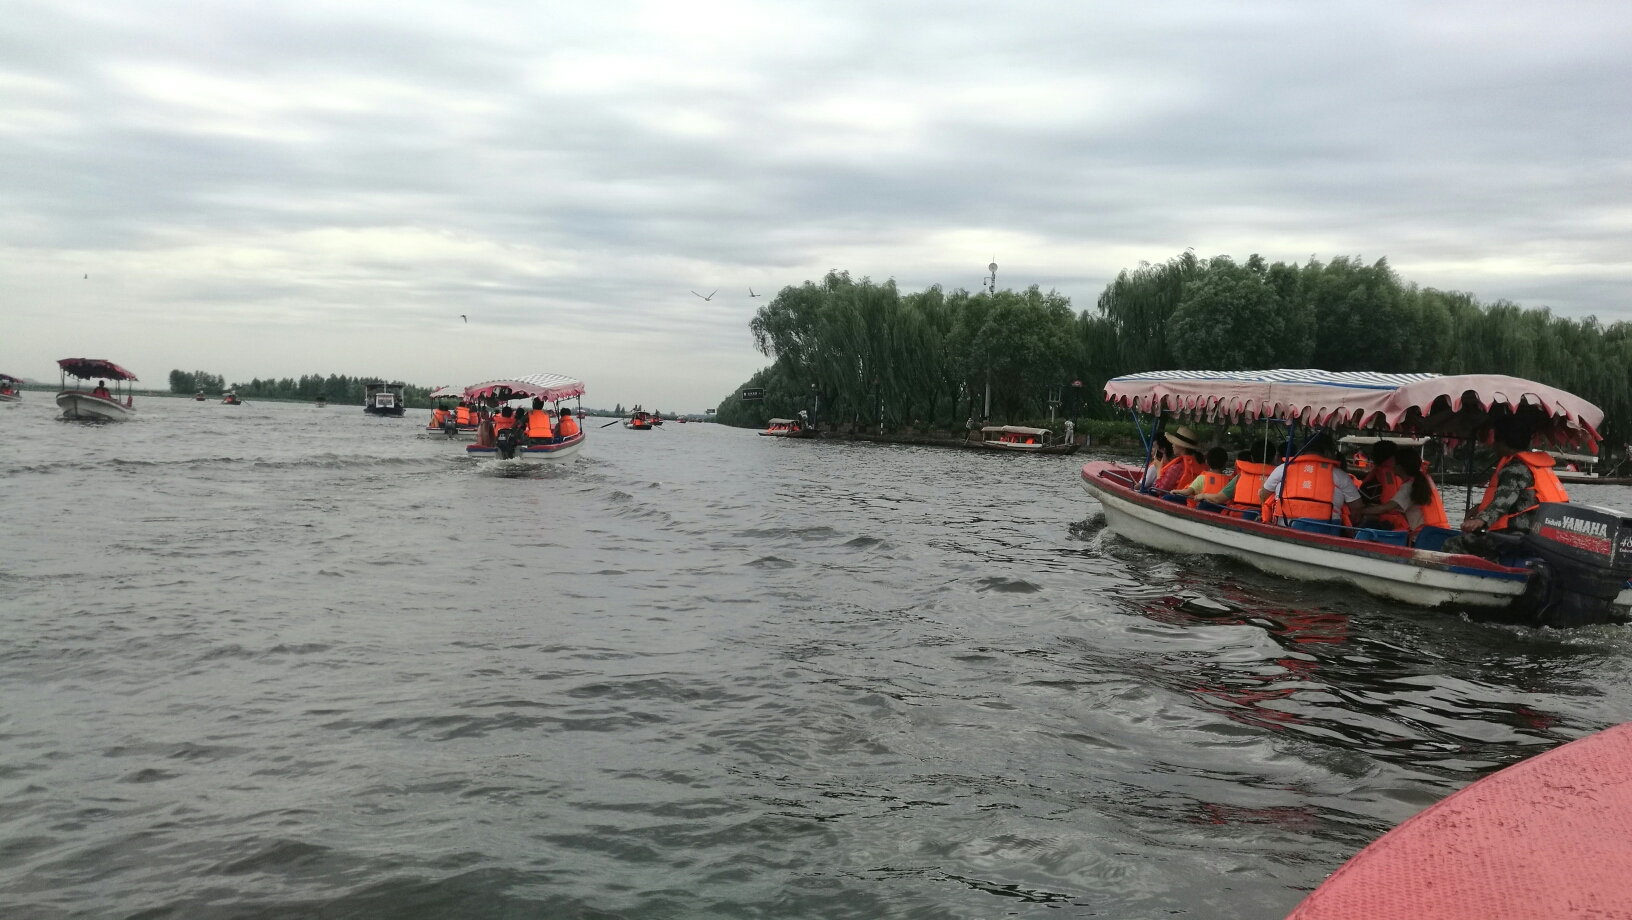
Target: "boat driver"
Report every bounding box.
[92,380,111,399]
[1442,415,1569,558]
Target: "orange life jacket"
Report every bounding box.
[456,406,473,425]
[1187,469,1234,507]
[558,414,580,437]
[1476,452,1569,531]
[431,408,447,425]
[1279,454,1341,522]
[1228,461,1272,510]
[493,413,516,432]
[526,411,553,439]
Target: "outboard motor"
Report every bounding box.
[495,426,520,460]
[1511,503,1632,628]
[441,416,458,438]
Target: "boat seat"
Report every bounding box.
[1353,528,1410,547]
[1161,492,1189,504]
[1412,526,1459,552]
[1238,510,1260,522]
[1289,518,1354,539]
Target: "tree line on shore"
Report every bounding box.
[718,254,1632,441]
[168,370,437,408]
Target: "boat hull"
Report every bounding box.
[759,429,819,438]
[466,433,584,461]
[426,424,479,441]
[979,441,1079,454]
[56,391,134,421]
[0,393,21,404]
[364,406,405,417]
[1079,461,1532,610]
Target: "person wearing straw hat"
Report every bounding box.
[1153,426,1208,492]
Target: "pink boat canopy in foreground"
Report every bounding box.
[463,374,585,403]
[57,358,137,382]
[427,385,463,399]
[1104,369,1603,448]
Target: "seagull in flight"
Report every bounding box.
[692,289,718,301]
[749,287,761,298]
[460,314,467,323]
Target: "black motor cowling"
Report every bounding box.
[495,427,520,460]
[1511,503,1632,628]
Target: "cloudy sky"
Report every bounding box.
[3,0,1629,409]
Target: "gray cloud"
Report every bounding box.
[4,0,1630,405]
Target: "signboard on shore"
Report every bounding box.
[740,388,765,401]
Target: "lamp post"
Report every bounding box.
[811,382,819,429]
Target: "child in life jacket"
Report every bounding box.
[1173,447,1233,504]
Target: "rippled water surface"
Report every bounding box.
[3,396,1631,919]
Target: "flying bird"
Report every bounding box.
[691,289,718,301]
[460,314,467,323]
[749,287,761,298]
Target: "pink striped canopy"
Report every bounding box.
[464,373,584,402]
[1105,370,1603,448]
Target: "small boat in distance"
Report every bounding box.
[363,381,406,417]
[0,373,22,404]
[425,385,476,439]
[315,395,326,407]
[55,358,137,421]
[194,390,206,402]
[977,425,1078,454]
[221,391,242,405]
[760,416,818,438]
[624,406,654,430]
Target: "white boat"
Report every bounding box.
[1084,369,1630,626]
[760,417,818,438]
[55,358,138,421]
[0,373,21,404]
[978,425,1078,454]
[459,373,588,461]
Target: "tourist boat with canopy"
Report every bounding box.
[624,406,654,430]
[221,390,242,405]
[1079,369,1632,627]
[0,373,22,404]
[55,358,138,421]
[760,415,818,438]
[424,385,477,439]
[977,425,1079,454]
[462,374,586,461]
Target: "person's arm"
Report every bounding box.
[1466,464,1534,531]
[1174,474,1208,497]
[1333,469,1364,522]
[1258,466,1283,503]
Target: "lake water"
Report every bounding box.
[3,395,1630,919]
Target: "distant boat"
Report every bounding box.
[315,395,327,407]
[0,373,22,404]
[194,391,206,402]
[624,405,654,430]
[55,358,137,421]
[760,418,818,439]
[363,381,406,417]
[976,425,1078,454]
[221,391,242,405]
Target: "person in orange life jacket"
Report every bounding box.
[1173,447,1233,503]
[1258,431,1363,523]
[557,407,581,439]
[1356,440,1398,505]
[431,406,448,426]
[92,380,111,399]
[492,406,517,432]
[1357,446,1449,533]
[1139,436,1175,490]
[525,398,554,441]
[1153,427,1207,492]
[1443,415,1569,556]
[1203,446,1272,510]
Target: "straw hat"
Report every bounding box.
[1169,426,1202,451]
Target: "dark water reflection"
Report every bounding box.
[2,397,1630,919]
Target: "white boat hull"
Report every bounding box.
[56,391,135,421]
[466,433,584,462]
[1080,462,1530,609]
[0,393,21,403]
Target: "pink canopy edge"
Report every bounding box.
[57,358,137,381]
[0,373,22,384]
[463,374,584,403]
[1104,371,1602,448]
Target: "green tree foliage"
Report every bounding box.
[723,256,1632,439]
[724,272,1079,430]
[167,369,226,395]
